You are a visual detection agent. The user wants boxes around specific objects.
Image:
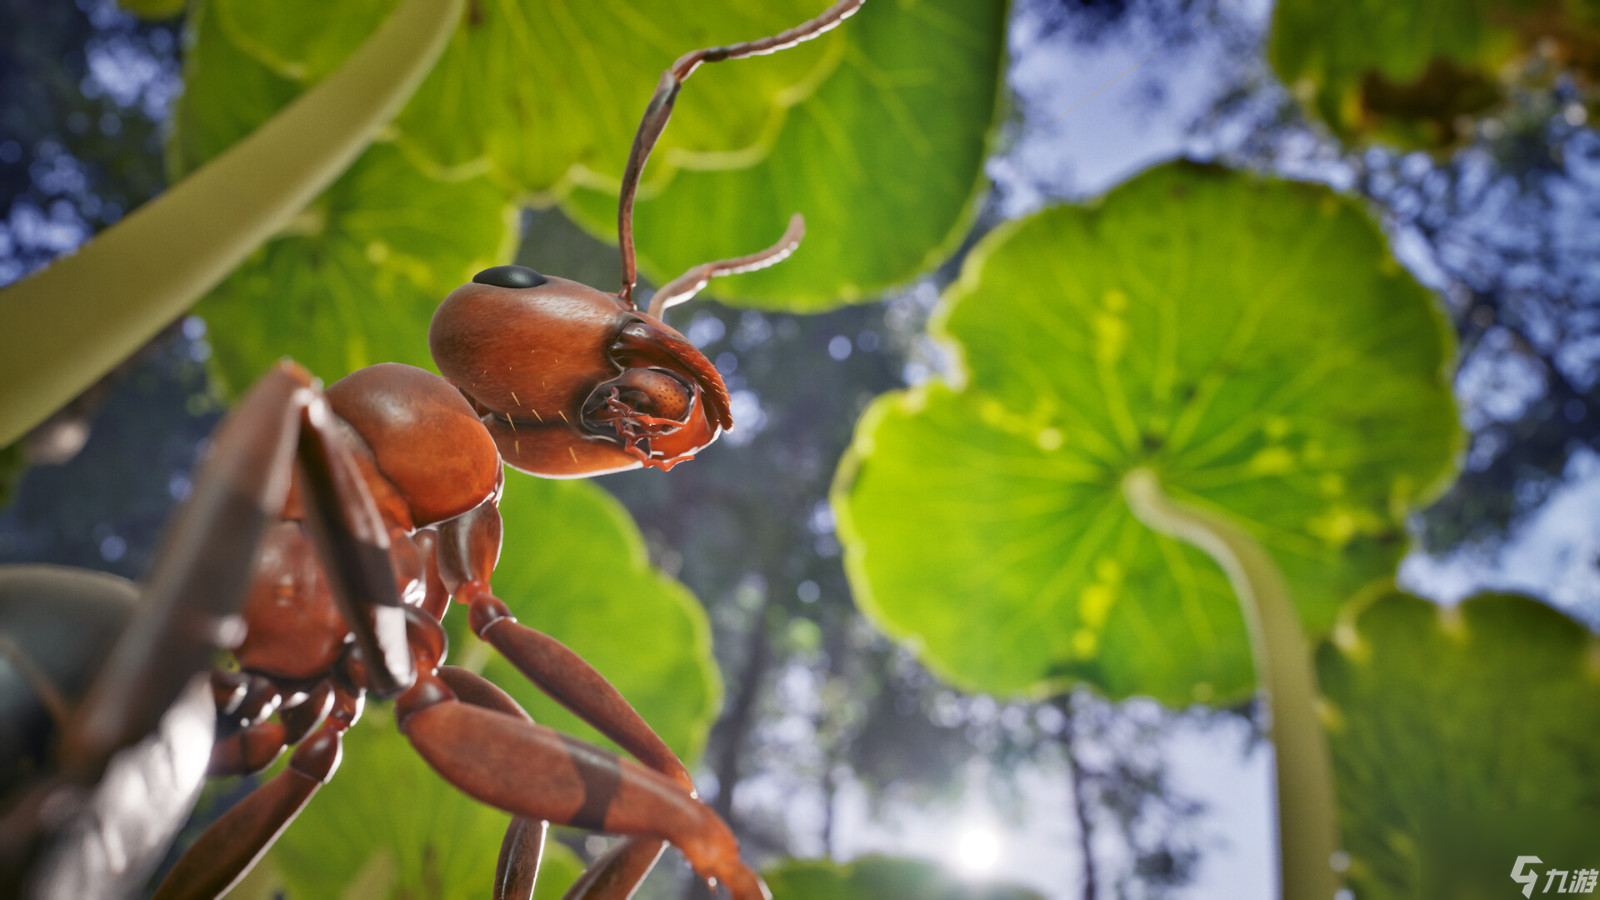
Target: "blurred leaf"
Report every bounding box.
[562,0,1009,310]
[1269,0,1600,148]
[471,471,722,763]
[193,141,515,394]
[259,717,586,898]
[833,163,1461,703]
[1317,591,1600,898]
[763,856,1045,899]
[114,0,184,20]
[0,440,24,509]
[166,0,301,179]
[170,0,517,394]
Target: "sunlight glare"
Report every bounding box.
[953,825,1003,876]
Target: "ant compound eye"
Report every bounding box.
[472,265,548,289]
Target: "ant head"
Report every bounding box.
[429,265,731,477]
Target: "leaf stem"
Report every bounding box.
[1122,468,1341,900]
[0,0,465,447]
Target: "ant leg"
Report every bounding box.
[459,579,696,793]
[648,214,805,318]
[56,364,312,770]
[437,665,550,900]
[63,360,410,775]
[152,699,355,900]
[206,677,333,776]
[616,0,865,305]
[562,837,669,900]
[436,503,696,793]
[436,666,668,900]
[399,673,768,900]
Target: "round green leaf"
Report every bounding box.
[210,0,395,88]
[1269,0,1599,148]
[255,718,587,899]
[115,0,184,20]
[561,0,1009,310]
[1317,591,1600,899]
[393,0,831,191]
[166,0,302,178]
[193,141,515,394]
[183,0,830,191]
[476,472,722,763]
[763,856,1045,900]
[833,163,1462,703]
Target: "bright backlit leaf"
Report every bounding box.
[391,0,830,193]
[834,163,1461,703]
[1317,591,1600,898]
[192,141,514,394]
[182,0,830,192]
[562,0,1009,310]
[1269,0,1600,147]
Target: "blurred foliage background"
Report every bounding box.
[3,0,1599,897]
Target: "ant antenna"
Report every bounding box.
[616,0,865,309]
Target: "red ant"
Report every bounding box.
[0,3,863,898]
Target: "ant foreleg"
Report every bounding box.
[151,714,349,900]
[437,665,550,900]
[459,579,696,793]
[561,836,669,900]
[437,665,673,900]
[398,673,768,900]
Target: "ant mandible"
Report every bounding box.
[0,3,863,899]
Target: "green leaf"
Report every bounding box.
[258,718,587,899]
[166,0,302,178]
[763,856,1045,900]
[392,0,832,192]
[211,0,395,89]
[171,0,516,394]
[474,472,722,763]
[183,0,831,191]
[562,0,1009,310]
[833,163,1462,703]
[1317,591,1600,899]
[1268,0,1598,148]
[194,141,515,394]
[115,0,184,20]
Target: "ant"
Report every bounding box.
[0,3,863,898]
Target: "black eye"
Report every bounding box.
[473,265,548,289]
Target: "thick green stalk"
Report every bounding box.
[1123,468,1341,900]
[0,0,465,447]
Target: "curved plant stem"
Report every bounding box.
[0,0,465,447]
[1123,468,1340,900]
